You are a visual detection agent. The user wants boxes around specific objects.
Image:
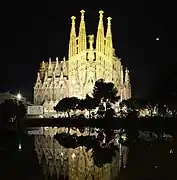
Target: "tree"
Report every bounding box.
[78,94,98,118]
[0,99,26,130]
[92,79,120,114]
[120,98,148,111]
[54,97,79,118]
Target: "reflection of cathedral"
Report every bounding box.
[34,10,131,112]
[34,127,120,179]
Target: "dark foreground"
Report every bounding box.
[0,131,44,180]
[0,130,177,180]
[21,116,177,134]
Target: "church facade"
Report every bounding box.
[34,10,131,112]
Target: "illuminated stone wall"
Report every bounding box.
[34,127,120,180]
[33,10,132,111]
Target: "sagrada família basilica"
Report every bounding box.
[33,10,131,112]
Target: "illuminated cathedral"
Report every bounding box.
[34,10,131,112]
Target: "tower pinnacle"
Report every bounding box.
[99,10,104,17]
[78,10,87,53]
[69,16,77,59]
[107,17,112,25]
[80,10,85,17]
[96,10,105,53]
[71,16,76,24]
[105,16,113,56]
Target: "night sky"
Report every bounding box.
[1,2,177,101]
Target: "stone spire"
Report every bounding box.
[125,67,130,84]
[124,67,131,99]
[105,17,113,56]
[120,65,124,85]
[69,16,77,59]
[35,72,41,88]
[78,10,87,53]
[96,10,105,53]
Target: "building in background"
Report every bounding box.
[0,91,32,106]
[34,10,131,113]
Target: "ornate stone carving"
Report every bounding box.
[33,10,132,109]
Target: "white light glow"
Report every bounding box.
[18,143,22,151]
[71,153,76,159]
[17,93,22,100]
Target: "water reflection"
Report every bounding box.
[34,127,121,180]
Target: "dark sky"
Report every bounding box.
[1,2,177,101]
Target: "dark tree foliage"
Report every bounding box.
[93,79,119,104]
[54,97,79,117]
[120,98,149,110]
[77,94,98,118]
[92,79,120,119]
[0,99,26,130]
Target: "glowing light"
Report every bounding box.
[17,93,22,100]
[156,37,160,41]
[71,153,76,159]
[170,149,173,154]
[121,134,127,141]
[18,143,22,151]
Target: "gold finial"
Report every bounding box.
[107,17,112,21]
[71,16,76,24]
[80,10,85,15]
[99,10,104,15]
[71,16,76,20]
[80,10,85,20]
[107,17,112,26]
[99,10,104,17]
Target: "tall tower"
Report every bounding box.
[104,17,113,82]
[78,10,87,91]
[78,10,87,54]
[95,10,105,80]
[68,16,77,81]
[68,16,78,96]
